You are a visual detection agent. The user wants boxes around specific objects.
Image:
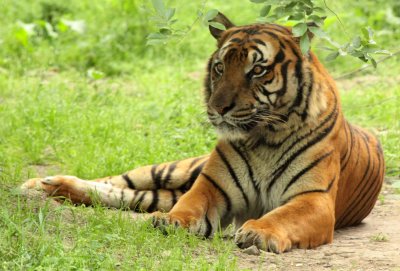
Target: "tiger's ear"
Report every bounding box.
[209,12,235,40]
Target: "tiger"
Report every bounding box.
[21,13,385,253]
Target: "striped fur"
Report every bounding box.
[21,13,385,253]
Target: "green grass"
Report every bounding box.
[0,0,399,270]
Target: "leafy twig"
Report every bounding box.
[335,49,400,80]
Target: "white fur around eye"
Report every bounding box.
[253,68,267,78]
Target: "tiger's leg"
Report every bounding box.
[21,156,208,212]
[234,192,335,253]
[152,172,234,238]
[152,143,250,237]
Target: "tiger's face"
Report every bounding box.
[205,16,308,140]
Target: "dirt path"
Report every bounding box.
[234,193,400,271]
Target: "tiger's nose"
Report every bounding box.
[213,102,236,116]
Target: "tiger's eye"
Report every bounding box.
[215,63,224,74]
[253,65,264,75]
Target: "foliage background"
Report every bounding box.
[0,0,399,269]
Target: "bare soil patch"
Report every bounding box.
[234,191,400,271]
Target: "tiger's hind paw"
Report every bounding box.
[21,176,80,196]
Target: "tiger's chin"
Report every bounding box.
[214,122,251,142]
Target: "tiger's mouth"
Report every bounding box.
[207,107,289,140]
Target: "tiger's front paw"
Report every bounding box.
[151,211,214,238]
[235,220,292,253]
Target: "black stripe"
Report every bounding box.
[300,71,314,121]
[133,191,146,212]
[252,52,258,64]
[349,168,382,226]
[147,190,159,212]
[340,122,354,171]
[282,151,333,195]
[252,91,268,105]
[204,215,212,238]
[283,176,336,204]
[251,38,266,46]
[340,120,350,161]
[163,162,178,186]
[261,30,280,40]
[287,60,304,112]
[180,161,207,191]
[171,190,177,206]
[274,49,285,64]
[267,106,338,193]
[122,174,135,190]
[151,164,166,189]
[336,135,372,225]
[249,45,264,58]
[201,173,232,213]
[269,24,292,34]
[229,143,258,192]
[344,165,382,226]
[120,189,125,205]
[216,147,249,207]
[189,157,204,169]
[229,29,243,36]
[230,38,243,43]
[276,89,338,163]
[343,150,382,225]
[243,28,260,35]
[275,60,291,96]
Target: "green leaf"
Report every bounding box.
[274,6,286,18]
[152,0,166,16]
[325,51,339,61]
[373,50,392,55]
[308,26,328,38]
[352,36,361,48]
[250,0,267,3]
[349,50,364,58]
[292,22,308,37]
[301,0,313,8]
[147,33,167,40]
[308,15,325,26]
[313,6,325,13]
[370,57,377,68]
[159,28,172,35]
[305,6,313,15]
[204,9,219,21]
[260,5,272,17]
[366,27,374,39]
[361,28,369,40]
[146,39,167,46]
[208,21,226,30]
[265,14,278,22]
[288,13,305,21]
[300,34,310,55]
[285,1,298,10]
[165,8,175,21]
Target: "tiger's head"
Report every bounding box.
[204,13,327,142]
